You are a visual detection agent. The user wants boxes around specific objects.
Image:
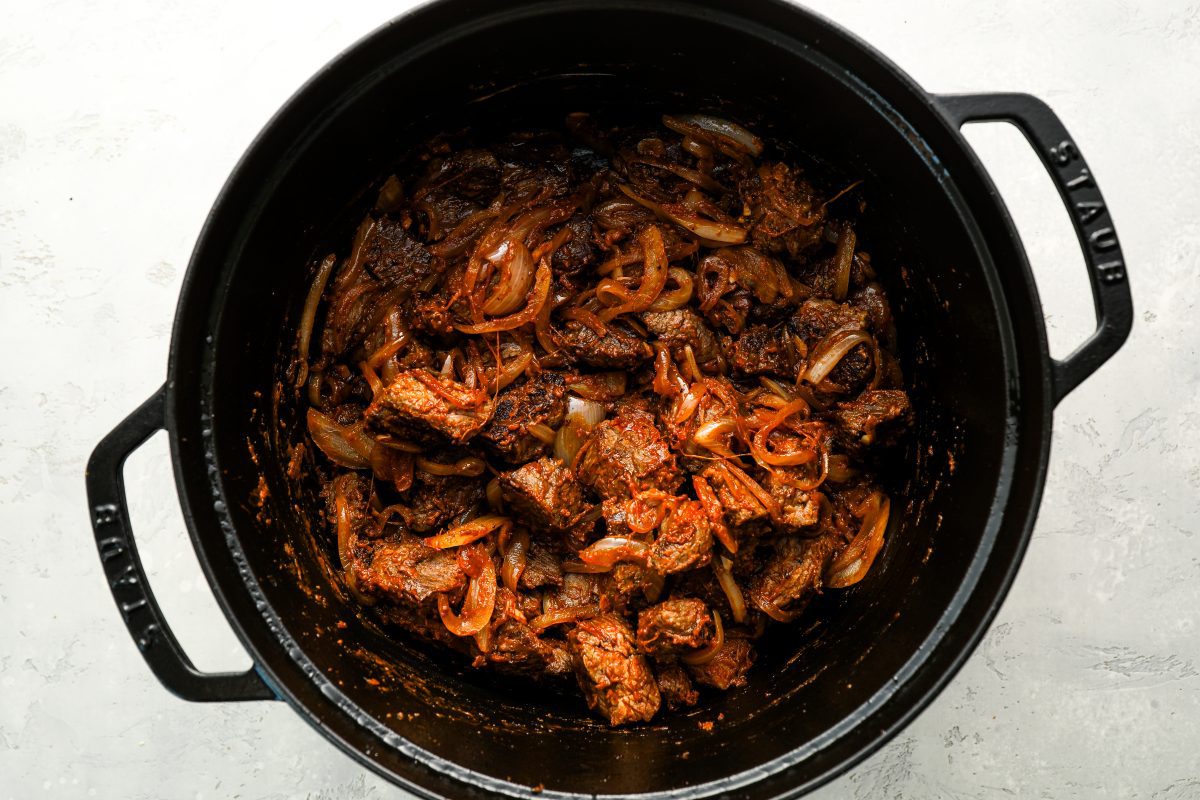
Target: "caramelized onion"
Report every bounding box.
[692,419,738,459]
[423,514,510,549]
[749,398,816,468]
[527,422,558,445]
[307,408,373,469]
[597,225,669,321]
[804,329,874,385]
[334,487,356,585]
[296,253,336,387]
[648,268,695,312]
[663,114,764,157]
[680,611,725,665]
[554,396,606,464]
[486,477,504,510]
[693,474,736,553]
[577,537,651,568]
[827,454,859,483]
[481,237,535,315]
[416,455,487,477]
[529,603,600,631]
[832,223,857,301]
[566,372,626,400]
[712,557,747,623]
[618,184,747,245]
[456,258,552,334]
[438,544,497,636]
[560,560,612,574]
[826,493,891,588]
[501,528,530,592]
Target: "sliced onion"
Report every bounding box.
[501,529,530,592]
[296,253,336,387]
[431,208,500,258]
[438,545,497,636]
[423,515,510,549]
[416,455,487,477]
[529,603,600,631]
[527,422,557,445]
[826,493,891,588]
[693,419,738,459]
[619,184,747,244]
[560,560,612,574]
[633,156,725,193]
[717,460,781,521]
[663,114,764,157]
[804,329,874,385]
[672,381,707,424]
[647,268,694,312]
[334,486,356,586]
[693,474,736,554]
[681,611,725,666]
[832,224,857,301]
[827,454,859,483]
[481,237,535,316]
[749,398,817,468]
[486,477,504,511]
[359,360,383,396]
[456,258,552,334]
[307,408,373,469]
[554,396,606,464]
[577,537,651,568]
[565,372,627,400]
[756,595,799,623]
[597,225,669,322]
[712,557,747,623]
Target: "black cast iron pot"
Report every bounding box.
[86,1,1133,797]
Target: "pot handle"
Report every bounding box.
[86,386,277,702]
[936,92,1133,405]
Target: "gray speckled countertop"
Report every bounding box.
[2,1,1196,797]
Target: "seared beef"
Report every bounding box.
[363,218,438,286]
[354,535,465,604]
[687,638,755,690]
[642,309,721,365]
[568,614,661,725]
[519,541,564,590]
[499,457,596,540]
[649,500,713,574]
[701,463,769,529]
[402,472,484,533]
[763,470,820,532]
[486,620,574,678]
[831,389,911,446]
[655,661,700,710]
[551,214,597,274]
[480,373,567,463]
[636,599,715,657]
[577,411,682,500]
[553,321,654,368]
[365,370,493,444]
[728,324,793,377]
[747,535,837,616]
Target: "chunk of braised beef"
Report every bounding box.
[831,389,911,447]
[363,218,438,287]
[648,500,713,574]
[576,411,682,500]
[499,457,597,542]
[642,309,721,366]
[402,471,485,533]
[486,620,575,678]
[604,563,659,614]
[353,534,466,604]
[551,214,597,274]
[742,163,826,259]
[850,282,896,345]
[789,298,874,389]
[519,541,564,590]
[364,370,493,444]
[655,661,700,710]
[568,614,661,725]
[728,324,794,378]
[701,463,769,529]
[552,320,654,368]
[687,638,755,690]
[762,470,821,532]
[480,373,567,463]
[747,535,837,617]
[636,598,715,657]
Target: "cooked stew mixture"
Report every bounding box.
[297,113,911,725]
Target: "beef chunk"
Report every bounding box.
[850,282,895,342]
[600,496,633,538]
[551,572,603,610]
[402,472,484,533]
[748,535,837,616]
[480,373,567,463]
[649,500,713,574]
[743,163,825,259]
[701,463,769,529]
[487,620,575,678]
[728,324,793,378]
[687,638,755,690]
[551,214,597,274]
[577,412,682,500]
[831,389,911,446]
[636,599,715,657]
[789,299,873,388]
[500,457,596,539]
[568,615,661,725]
[642,309,720,365]
[553,321,654,368]
[519,541,564,590]
[655,661,700,710]
[363,218,438,286]
[603,563,660,614]
[354,535,465,604]
[763,470,820,532]
[365,370,493,444]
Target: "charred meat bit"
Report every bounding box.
[363,217,438,287]
[831,389,911,446]
[480,373,567,463]
[486,620,575,678]
[642,309,721,366]
[568,614,662,725]
[728,324,793,377]
[401,472,484,533]
[763,470,821,532]
[701,463,769,529]
[688,638,755,690]
[637,599,716,657]
[499,457,596,540]
[576,411,683,500]
[365,370,492,444]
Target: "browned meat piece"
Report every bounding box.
[642,309,720,365]
[499,457,596,539]
[419,148,501,203]
[687,638,755,690]
[728,324,794,377]
[831,389,911,446]
[365,370,493,444]
[743,163,826,259]
[656,661,700,710]
[550,572,602,610]
[551,214,597,274]
[576,411,682,500]
[747,535,837,616]
[649,500,713,574]
[363,218,438,286]
[353,535,465,604]
[701,463,769,529]
[636,599,715,657]
[552,321,654,368]
[604,563,659,613]
[789,298,874,388]
[763,470,820,532]
[486,620,575,678]
[519,541,564,590]
[402,472,484,533]
[479,373,567,463]
[850,282,896,342]
[600,496,633,538]
[568,614,661,725]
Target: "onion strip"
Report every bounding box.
[577,537,651,568]
[825,493,891,588]
[456,258,552,334]
[712,557,747,623]
[804,329,874,386]
[423,515,510,549]
[296,253,336,387]
[680,611,725,666]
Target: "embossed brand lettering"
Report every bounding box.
[1065,168,1093,192]
[1075,200,1105,225]
[93,503,120,526]
[1089,227,1119,253]
[97,534,126,562]
[1096,260,1126,284]
[111,562,140,589]
[1050,139,1079,166]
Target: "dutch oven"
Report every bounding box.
[86,1,1133,797]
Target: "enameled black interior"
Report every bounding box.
[170,2,1048,797]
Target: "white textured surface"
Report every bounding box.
[1,1,1196,797]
